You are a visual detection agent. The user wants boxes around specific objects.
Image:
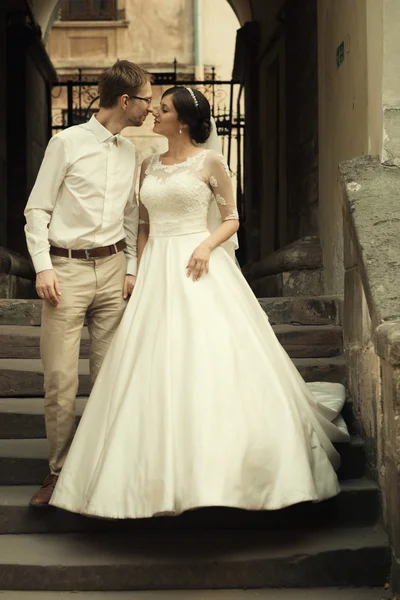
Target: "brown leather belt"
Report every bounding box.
[50,239,126,260]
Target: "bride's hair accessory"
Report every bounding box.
[186,87,199,109]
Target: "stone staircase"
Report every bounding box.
[0,297,390,592]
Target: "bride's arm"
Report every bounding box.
[186,152,239,281]
[137,157,151,269]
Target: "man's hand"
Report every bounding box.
[36,270,61,307]
[123,275,136,299]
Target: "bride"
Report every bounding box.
[50,86,349,519]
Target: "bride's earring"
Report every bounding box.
[179,128,182,135]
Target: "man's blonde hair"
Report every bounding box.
[98,60,152,108]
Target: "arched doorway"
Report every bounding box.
[0,0,320,286]
[225,0,252,25]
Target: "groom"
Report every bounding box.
[24,60,153,507]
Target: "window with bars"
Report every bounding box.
[60,0,117,21]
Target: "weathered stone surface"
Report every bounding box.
[340,159,400,592]
[0,274,36,300]
[344,267,370,347]
[0,300,42,325]
[0,528,389,590]
[259,296,341,325]
[0,247,35,280]
[0,479,380,534]
[0,435,360,486]
[0,359,90,397]
[0,325,342,360]
[380,360,400,587]
[251,269,324,298]
[336,436,366,480]
[0,359,343,397]
[247,237,322,280]
[375,320,400,366]
[0,298,342,328]
[339,156,400,325]
[0,326,89,359]
[273,325,342,358]
[294,357,346,384]
[0,397,86,439]
[383,108,400,167]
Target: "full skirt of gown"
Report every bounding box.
[50,231,349,519]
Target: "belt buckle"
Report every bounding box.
[84,249,92,260]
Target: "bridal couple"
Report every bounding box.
[24,60,349,518]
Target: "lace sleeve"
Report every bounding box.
[138,156,151,226]
[206,151,239,222]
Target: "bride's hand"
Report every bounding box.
[186,243,211,281]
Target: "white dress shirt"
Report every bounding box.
[24,115,139,275]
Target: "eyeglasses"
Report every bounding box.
[130,95,152,105]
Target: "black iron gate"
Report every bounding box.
[50,62,245,218]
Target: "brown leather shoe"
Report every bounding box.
[29,474,59,508]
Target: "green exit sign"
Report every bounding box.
[336,41,345,67]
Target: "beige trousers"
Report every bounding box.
[41,250,127,475]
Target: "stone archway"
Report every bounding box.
[225,0,252,25]
[30,0,62,41]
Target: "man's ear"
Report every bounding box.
[120,94,130,110]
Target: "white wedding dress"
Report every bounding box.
[50,149,349,519]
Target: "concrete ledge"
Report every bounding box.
[339,156,400,326]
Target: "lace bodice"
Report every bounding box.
[139,149,238,237]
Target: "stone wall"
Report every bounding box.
[382,0,400,165]
[317,0,384,296]
[340,156,400,592]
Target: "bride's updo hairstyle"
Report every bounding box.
[162,86,212,144]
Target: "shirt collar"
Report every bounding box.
[87,114,120,145]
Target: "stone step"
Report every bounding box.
[0,478,380,535]
[0,359,90,397]
[0,324,343,360]
[0,396,356,440]
[0,299,42,326]
[0,297,343,327]
[0,527,389,590]
[0,326,90,359]
[251,269,324,298]
[260,296,342,326]
[273,325,342,358]
[0,436,364,486]
[0,591,391,600]
[0,397,87,438]
[0,357,346,397]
